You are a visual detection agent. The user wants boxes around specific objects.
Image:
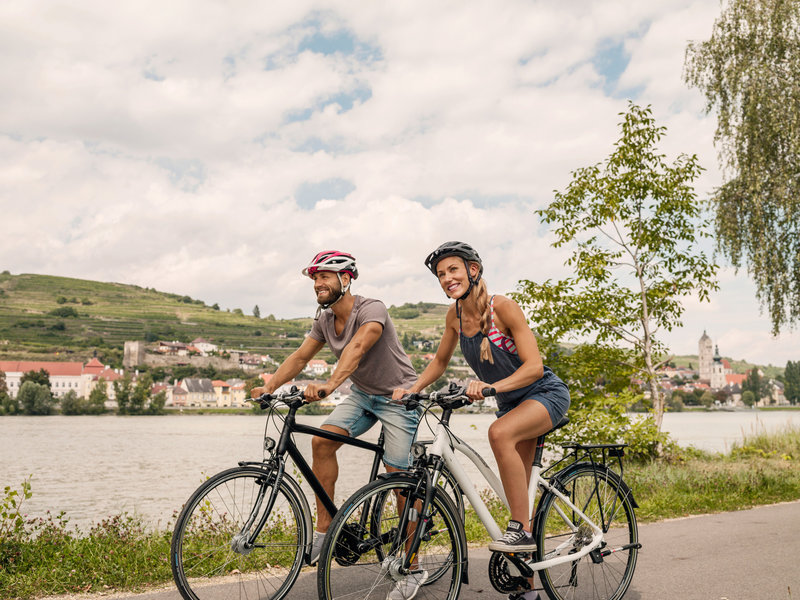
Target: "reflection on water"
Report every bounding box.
[1,410,795,529]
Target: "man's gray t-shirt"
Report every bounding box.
[308,295,416,397]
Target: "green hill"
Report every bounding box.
[0,272,448,367]
[0,272,314,363]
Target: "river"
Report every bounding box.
[1,410,796,530]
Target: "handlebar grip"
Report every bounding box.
[402,393,420,411]
[317,390,326,399]
[482,387,496,397]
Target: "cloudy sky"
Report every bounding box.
[1,1,797,367]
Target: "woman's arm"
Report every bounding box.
[392,304,459,399]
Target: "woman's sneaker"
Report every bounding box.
[488,520,536,552]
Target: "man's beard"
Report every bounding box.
[316,283,342,306]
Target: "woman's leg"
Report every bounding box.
[488,399,553,528]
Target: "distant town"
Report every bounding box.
[0,331,791,412]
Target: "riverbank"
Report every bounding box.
[2,424,799,599]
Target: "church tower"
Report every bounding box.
[698,330,713,382]
[711,345,726,390]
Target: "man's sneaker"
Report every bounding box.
[488,520,536,552]
[508,592,539,600]
[387,570,429,600]
[307,530,325,566]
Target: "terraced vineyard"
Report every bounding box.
[0,272,448,365]
[0,272,311,361]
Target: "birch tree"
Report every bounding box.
[515,103,718,433]
[684,0,800,333]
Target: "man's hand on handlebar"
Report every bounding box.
[392,387,413,402]
[304,382,332,402]
[250,386,273,399]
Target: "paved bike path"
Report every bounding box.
[97,500,800,600]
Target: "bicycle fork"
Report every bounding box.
[230,462,285,555]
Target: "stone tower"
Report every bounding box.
[123,341,145,369]
[710,344,726,390]
[698,330,713,382]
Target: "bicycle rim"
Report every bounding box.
[171,466,307,600]
[317,476,464,600]
[537,465,638,600]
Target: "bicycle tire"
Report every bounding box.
[171,465,309,600]
[317,474,465,600]
[535,464,638,600]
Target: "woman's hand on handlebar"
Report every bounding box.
[466,379,493,403]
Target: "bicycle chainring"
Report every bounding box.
[488,551,532,594]
[333,523,368,566]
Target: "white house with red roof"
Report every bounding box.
[304,359,330,376]
[0,359,122,399]
[192,337,218,356]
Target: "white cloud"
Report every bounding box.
[1,0,796,366]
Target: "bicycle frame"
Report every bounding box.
[240,395,386,549]
[422,411,604,573]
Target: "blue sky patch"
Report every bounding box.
[591,38,630,97]
[295,177,355,209]
[153,157,206,192]
[284,84,373,124]
[295,14,382,62]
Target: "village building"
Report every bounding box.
[179,378,216,407]
[304,359,330,376]
[191,337,218,356]
[0,359,122,400]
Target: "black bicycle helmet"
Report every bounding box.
[424,241,483,300]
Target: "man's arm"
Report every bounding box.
[251,336,325,396]
[305,321,383,400]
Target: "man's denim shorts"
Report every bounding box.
[324,385,421,469]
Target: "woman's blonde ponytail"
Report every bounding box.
[475,278,494,363]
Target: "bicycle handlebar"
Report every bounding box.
[401,384,495,411]
[249,386,326,410]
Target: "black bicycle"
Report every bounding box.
[171,386,392,600]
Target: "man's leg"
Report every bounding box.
[311,423,347,532]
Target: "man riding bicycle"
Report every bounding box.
[251,250,424,599]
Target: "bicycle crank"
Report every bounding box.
[488,551,534,594]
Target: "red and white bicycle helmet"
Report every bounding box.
[302,251,359,280]
[303,251,358,317]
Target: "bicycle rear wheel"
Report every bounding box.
[317,475,465,600]
[536,464,638,600]
[171,465,308,600]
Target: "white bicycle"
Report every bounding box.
[316,384,641,600]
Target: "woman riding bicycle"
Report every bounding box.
[394,241,570,600]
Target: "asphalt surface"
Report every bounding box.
[93,500,800,600]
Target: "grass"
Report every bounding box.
[3,428,799,599]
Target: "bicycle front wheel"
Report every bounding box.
[317,475,465,600]
[536,464,638,600]
[171,466,309,600]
